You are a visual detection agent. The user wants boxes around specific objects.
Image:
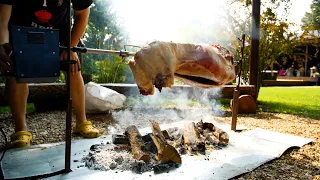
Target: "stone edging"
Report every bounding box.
[0,83,256,106]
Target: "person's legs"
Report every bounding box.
[69,71,86,124]
[66,71,100,138]
[7,77,28,131]
[7,77,32,147]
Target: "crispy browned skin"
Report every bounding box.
[128,41,236,95]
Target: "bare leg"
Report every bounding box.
[68,71,86,124]
[65,70,100,138]
[7,77,28,132]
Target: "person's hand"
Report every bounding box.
[60,50,81,75]
[0,43,14,75]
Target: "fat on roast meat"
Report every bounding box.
[128,41,236,95]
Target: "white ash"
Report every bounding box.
[82,145,156,173]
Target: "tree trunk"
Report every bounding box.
[125,125,150,163]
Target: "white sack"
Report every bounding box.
[85,82,126,114]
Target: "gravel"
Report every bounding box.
[0,108,319,179]
[215,112,320,180]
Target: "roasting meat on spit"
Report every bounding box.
[128,41,236,95]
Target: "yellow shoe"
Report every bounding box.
[10,131,32,148]
[73,121,101,138]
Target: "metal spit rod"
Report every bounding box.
[85,48,136,56]
[60,46,136,57]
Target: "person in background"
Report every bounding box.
[284,65,294,77]
[0,0,101,148]
[298,66,305,77]
[278,68,286,76]
[310,66,319,77]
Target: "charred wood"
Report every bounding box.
[112,134,129,145]
[150,121,182,164]
[125,125,151,163]
[184,122,205,154]
[196,120,229,146]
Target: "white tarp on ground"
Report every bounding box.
[1,120,314,180]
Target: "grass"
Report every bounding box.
[216,98,231,110]
[257,87,320,119]
[216,87,320,119]
[0,103,35,114]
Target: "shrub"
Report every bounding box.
[93,55,129,83]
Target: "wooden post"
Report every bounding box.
[231,89,240,131]
[249,0,261,100]
[305,45,308,76]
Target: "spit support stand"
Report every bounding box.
[231,34,245,131]
[64,0,72,173]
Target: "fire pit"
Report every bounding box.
[82,120,229,174]
[0,90,314,180]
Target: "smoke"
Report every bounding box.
[108,87,225,134]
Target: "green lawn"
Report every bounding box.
[256,87,320,119]
[216,87,320,119]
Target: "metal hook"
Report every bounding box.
[124,44,141,51]
[236,34,246,88]
[121,44,141,64]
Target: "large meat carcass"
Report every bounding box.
[128,41,236,95]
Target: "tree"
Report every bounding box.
[299,0,320,77]
[81,0,129,76]
[226,0,297,97]
[238,0,291,8]
[258,8,298,80]
[300,0,320,50]
[302,0,320,30]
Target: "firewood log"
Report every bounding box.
[196,120,214,131]
[212,127,229,145]
[161,130,172,140]
[204,133,220,145]
[196,120,229,145]
[125,125,151,163]
[184,122,205,154]
[150,120,182,164]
